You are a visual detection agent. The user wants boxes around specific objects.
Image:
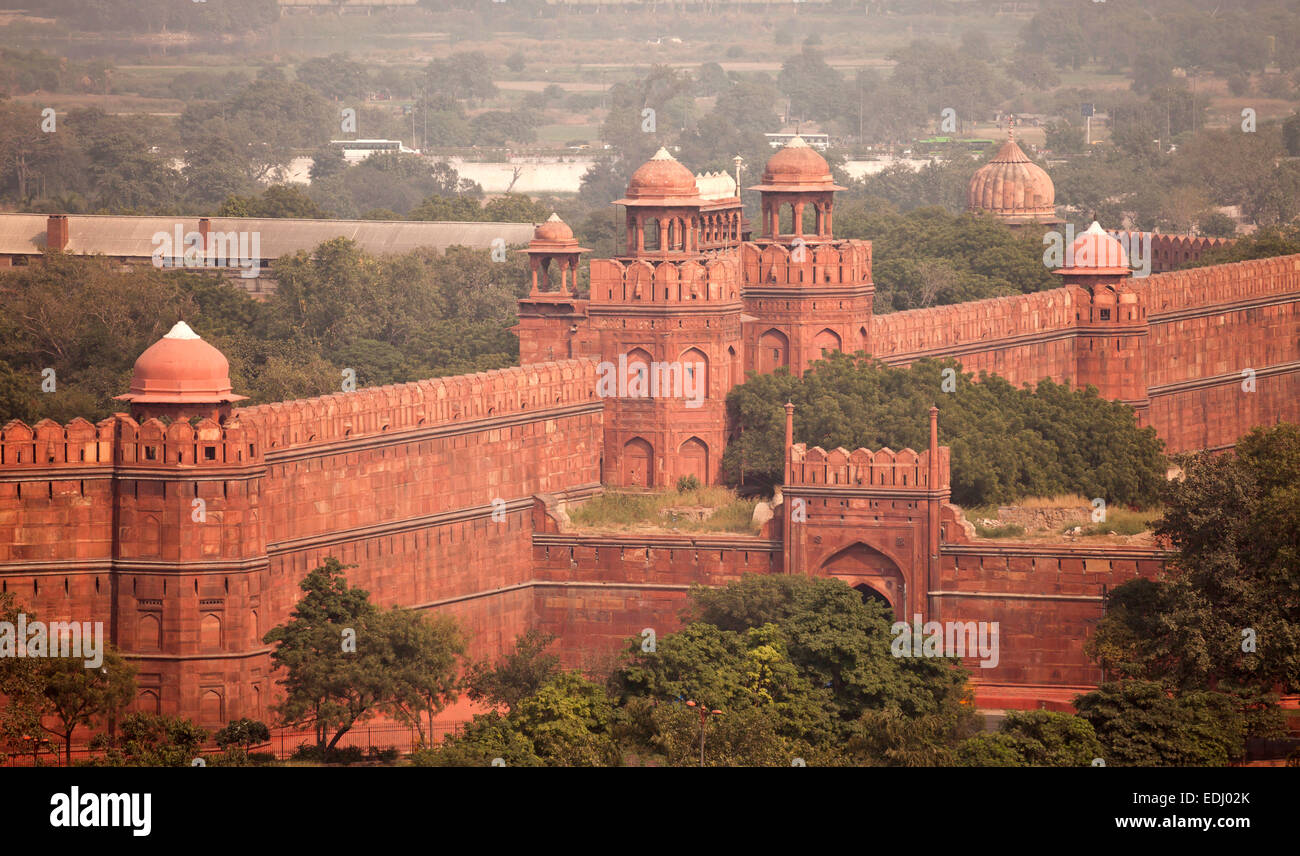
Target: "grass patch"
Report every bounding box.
[1076,507,1162,537]
[568,486,759,535]
[974,523,1025,539]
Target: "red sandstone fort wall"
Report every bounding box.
[870,287,1083,386]
[933,542,1166,704]
[1108,231,1232,274]
[0,360,606,726]
[868,254,1300,452]
[234,360,606,720]
[1143,255,1300,384]
[1142,256,1300,449]
[530,531,780,671]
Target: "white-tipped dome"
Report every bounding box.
[164,320,201,340]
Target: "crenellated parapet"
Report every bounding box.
[240,359,599,453]
[1,415,261,470]
[871,287,1081,359]
[1108,230,1234,274]
[1,417,117,468]
[787,443,949,491]
[1141,253,1300,316]
[115,416,261,468]
[588,257,742,307]
[741,240,872,288]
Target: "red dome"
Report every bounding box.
[623,148,699,202]
[1058,221,1131,275]
[533,213,575,243]
[116,322,246,405]
[967,136,1057,225]
[757,136,838,189]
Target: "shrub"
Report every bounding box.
[676,474,702,493]
[290,744,364,764]
[367,746,399,762]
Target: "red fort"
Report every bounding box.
[2,137,1298,725]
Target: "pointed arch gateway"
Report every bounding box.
[680,348,709,400]
[759,328,789,374]
[818,541,907,616]
[812,328,842,357]
[678,437,709,485]
[623,437,654,488]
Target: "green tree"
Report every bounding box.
[296,53,369,101]
[778,44,844,124]
[422,52,498,104]
[1283,112,1300,157]
[957,710,1103,767]
[0,594,52,764]
[1089,424,1300,697]
[214,717,271,765]
[41,646,137,765]
[218,184,330,219]
[720,353,1166,507]
[411,711,543,767]
[308,144,348,183]
[384,609,465,745]
[179,79,333,183]
[1074,681,1247,766]
[262,557,395,753]
[511,672,619,766]
[464,628,560,712]
[90,712,208,767]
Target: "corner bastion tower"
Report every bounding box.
[743,136,874,377]
[108,323,267,722]
[0,322,270,723]
[1057,222,1150,422]
[516,139,874,487]
[518,147,747,487]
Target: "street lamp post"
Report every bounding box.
[685,700,723,767]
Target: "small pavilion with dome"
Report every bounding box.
[114,321,246,423]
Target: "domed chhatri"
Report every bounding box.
[750,136,845,241]
[751,135,844,193]
[619,147,701,204]
[521,213,588,295]
[532,212,576,245]
[1057,221,1131,276]
[115,321,246,421]
[967,131,1060,228]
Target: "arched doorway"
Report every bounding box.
[813,328,842,357]
[759,329,789,374]
[623,438,654,487]
[678,437,708,486]
[680,348,709,401]
[853,582,891,609]
[820,541,906,617]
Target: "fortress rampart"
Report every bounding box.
[871,254,1300,451]
[530,528,781,671]
[0,360,604,725]
[3,139,1298,734]
[1107,230,1233,274]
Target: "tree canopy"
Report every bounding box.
[721,352,1166,507]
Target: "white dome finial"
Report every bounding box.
[164,321,201,340]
